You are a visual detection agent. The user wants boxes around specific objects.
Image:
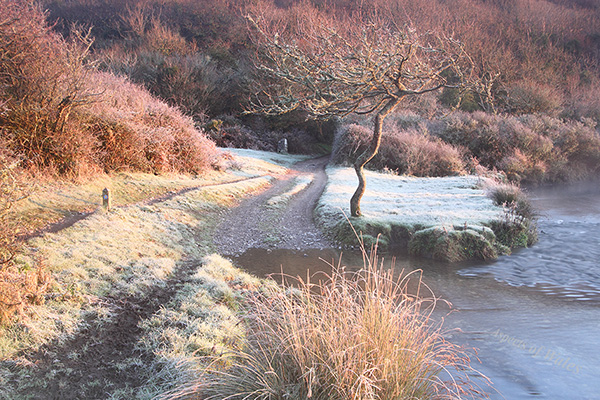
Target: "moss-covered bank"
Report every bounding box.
[316,167,537,262]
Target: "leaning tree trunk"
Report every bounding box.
[350,97,402,217]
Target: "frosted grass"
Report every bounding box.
[319,167,502,227]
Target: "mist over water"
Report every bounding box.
[231,180,600,400]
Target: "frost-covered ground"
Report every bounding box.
[267,174,314,207]
[1,149,298,399]
[318,167,503,228]
[222,148,310,177]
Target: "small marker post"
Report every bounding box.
[102,188,111,212]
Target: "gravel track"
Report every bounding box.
[214,156,333,256]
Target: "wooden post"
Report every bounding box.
[102,188,111,212]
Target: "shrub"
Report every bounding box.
[211,123,278,151]
[504,81,562,115]
[332,122,467,177]
[84,71,219,174]
[209,115,332,154]
[488,207,538,249]
[0,0,95,175]
[193,249,487,399]
[484,180,538,248]
[565,86,600,121]
[0,1,219,178]
[432,111,600,183]
[97,6,251,119]
[486,181,535,220]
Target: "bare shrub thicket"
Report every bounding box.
[45,0,600,121]
[504,81,563,116]
[206,113,330,154]
[434,112,600,183]
[332,111,600,184]
[0,0,219,178]
[0,0,95,175]
[332,123,467,177]
[96,3,251,119]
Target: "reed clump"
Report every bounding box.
[189,246,488,400]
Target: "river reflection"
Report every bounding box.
[229,182,600,400]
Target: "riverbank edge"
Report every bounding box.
[315,166,538,262]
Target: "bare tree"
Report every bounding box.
[247,12,476,217]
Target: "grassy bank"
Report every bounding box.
[316,166,536,262]
[0,149,299,399]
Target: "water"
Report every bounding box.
[229,182,600,400]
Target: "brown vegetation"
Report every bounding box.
[35,0,600,188]
[432,112,600,183]
[41,0,600,120]
[332,123,468,177]
[0,0,219,178]
[332,112,600,184]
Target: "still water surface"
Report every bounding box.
[230,182,600,400]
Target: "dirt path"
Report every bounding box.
[214,156,334,255]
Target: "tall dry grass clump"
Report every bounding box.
[185,248,487,400]
[483,180,538,249]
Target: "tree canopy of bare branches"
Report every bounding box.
[247,11,477,216]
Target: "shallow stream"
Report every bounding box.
[230,182,600,399]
